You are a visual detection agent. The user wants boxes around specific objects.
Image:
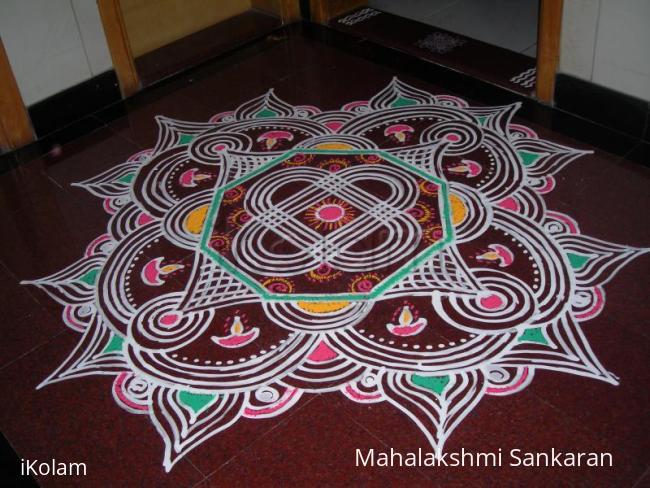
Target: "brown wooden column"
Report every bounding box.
[98,0,141,97]
[252,0,301,23]
[309,0,367,24]
[536,0,564,103]
[0,38,34,151]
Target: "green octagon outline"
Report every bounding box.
[199,148,454,302]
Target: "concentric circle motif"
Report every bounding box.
[22,78,648,471]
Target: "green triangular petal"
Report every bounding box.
[411,374,450,395]
[102,334,124,354]
[78,268,99,286]
[517,327,549,345]
[178,134,196,145]
[255,108,279,118]
[567,252,590,270]
[117,173,135,184]
[391,97,417,108]
[518,150,541,167]
[178,391,217,414]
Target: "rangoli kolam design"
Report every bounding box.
[23,79,649,471]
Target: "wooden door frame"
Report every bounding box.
[309,0,367,24]
[100,0,302,95]
[98,0,141,98]
[536,0,563,103]
[0,37,34,151]
[252,0,301,23]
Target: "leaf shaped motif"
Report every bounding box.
[21,255,106,306]
[557,234,649,287]
[380,370,485,456]
[149,386,247,471]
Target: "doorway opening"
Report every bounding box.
[333,0,540,95]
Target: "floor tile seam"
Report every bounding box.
[345,413,438,481]
[0,261,66,322]
[340,399,510,483]
[189,475,209,488]
[40,122,142,188]
[0,259,27,285]
[620,141,645,162]
[332,365,648,473]
[0,177,110,249]
[0,329,67,374]
[200,393,322,480]
[184,454,210,481]
[520,41,537,54]
[528,380,650,465]
[631,465,650,488]
[6,264,87,320]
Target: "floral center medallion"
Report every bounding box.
[23,78,648,471]
[315,203,344,222]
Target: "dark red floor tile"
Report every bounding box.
[444,388,647,487]
[555,158,650,244]
[201,396,432,487]
[271,48,406,109]
[41,128,140,191]
[101,92,219,150]
[166,37,381,113]
[0,154,64,215]
[324,388,645,486]
[634,467,650,488]
[0,331,205,487]
[0,265,62,369]
[172,38,422,114]
[529,325,650,468]
[170,60,286,116]
[0,167,107,281]
[184,394,319,477]
[603,256,650,341]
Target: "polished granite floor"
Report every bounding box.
[0,23,649,488]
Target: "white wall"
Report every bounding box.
[560,0,650,101]
[0,0,112,106]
